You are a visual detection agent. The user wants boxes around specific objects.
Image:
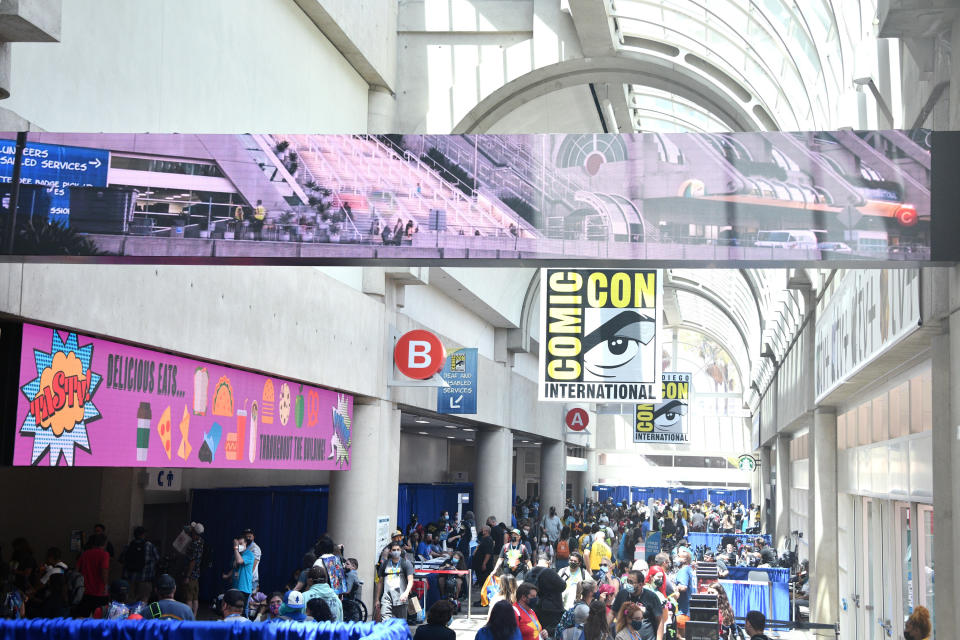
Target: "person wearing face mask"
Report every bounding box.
[611,571,643,615]
[256,592,284,621]
[221,534,255,612]
[514,583,549,640]
[375,542,414,622]
[558,552,587,609]
[614,602,646,640]
[638,567,667,640]
[535,534,554,567]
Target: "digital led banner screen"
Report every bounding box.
[11,323,353,469]
[0,130,948,263]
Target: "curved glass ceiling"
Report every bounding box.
[611,0,849,131]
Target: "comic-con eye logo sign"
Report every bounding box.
[19,331,102,466]
[634,372,691,443]
[539,269,663,402]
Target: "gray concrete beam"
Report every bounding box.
[293,0,397,91]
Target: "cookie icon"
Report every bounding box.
[278,382,291,426]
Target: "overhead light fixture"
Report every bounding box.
[466,439,474,442]
[446,436,455,439]
[444,425,457,429]
[521,440,529,443]
[418,431,428,435]
[463,428,475,432]
[415,419,430,424]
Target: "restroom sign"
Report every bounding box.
[394,329,446,380]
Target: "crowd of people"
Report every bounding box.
[0,521,361,625]
[6,494,930,640]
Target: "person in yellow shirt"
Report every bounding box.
[588,531,611,572]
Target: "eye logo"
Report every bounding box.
[20,331,102,466]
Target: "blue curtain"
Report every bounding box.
[722,580,771,619]
[687,533,772,551]
[708,489,752,505]
[0,618,410,640]
[725,566,789,583]
[191,485,329,601]
[396,483,473,528]
[719,581,789,622]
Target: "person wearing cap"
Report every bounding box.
[221,589,251,623]
[222,533,255,613]
[182,522,204,616]
[380,529,407,563]
[242,528,262,595]
[149,573,195,620]
[278,590,308,622]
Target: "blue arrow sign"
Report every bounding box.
[0,139,110,225]
[437,348,478,414]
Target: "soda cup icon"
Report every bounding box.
[136,402,152,462]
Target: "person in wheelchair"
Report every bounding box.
[438,551,468,603]
[340,558,367,622]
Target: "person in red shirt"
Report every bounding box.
[76,533,110,616]
[514,583,548,640]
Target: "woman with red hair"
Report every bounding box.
[636,568,669,639]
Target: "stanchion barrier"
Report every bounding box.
[734,617,839,639]
[414,569,472,619]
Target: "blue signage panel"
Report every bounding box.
[645,531,662,557]
[0,140,110,225]
[437,348,478,414]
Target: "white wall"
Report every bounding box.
[395,0,582,132]
[5,0,369,132]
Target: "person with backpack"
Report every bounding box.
[555,527,572,570]
[121,526,160,593]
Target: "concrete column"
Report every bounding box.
[327,398,400,611]
[540,439,566,517]
[476,427,514,527]
[775,433,791,544]
[759,445,772,534]
[585,449,599,502]
[932,276,960,638]
[99,469,145,579]
[367,85,397,134]
[809,407,838,626]
[951,22,960,129]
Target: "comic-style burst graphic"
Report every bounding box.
[330,393,351,468]
[19,331,102,466]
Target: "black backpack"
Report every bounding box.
[124,539,147,572]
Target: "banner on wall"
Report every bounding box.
[634,372,691,443]
[539,268,663,402]
[0,130,942,263]
[0,139,110,225]
[13,323,353,469]
[814,269,920,400]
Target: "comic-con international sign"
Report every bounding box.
[14,324,353,469]
[539,269,662,402]
[634,372,691,443]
